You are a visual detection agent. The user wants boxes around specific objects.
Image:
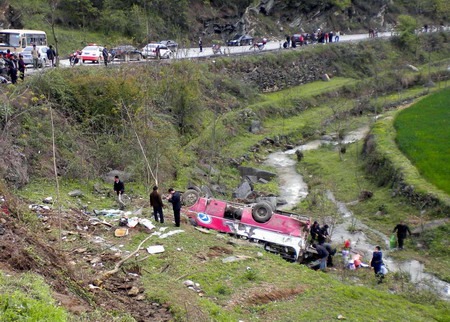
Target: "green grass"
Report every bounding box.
[297,140,450,282]
[0,272,68,321]
[128,224,449,321]
[395,89,450,194]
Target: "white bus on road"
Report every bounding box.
[0,29,47,53]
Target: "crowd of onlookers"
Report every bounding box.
[0,44,57,84]
[284,30,341,48]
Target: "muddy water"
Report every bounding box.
[265,126,450,298]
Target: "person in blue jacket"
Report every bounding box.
[370,246,384,284]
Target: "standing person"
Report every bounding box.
[393,221,411,249]
[167,188,181,227]
[0,53,6,77]
[199,38,203,53]
[313,244,329,272]
[47,45,56,67]
[318,224,329,245]
[8,55,18,84]
[31,44,40,69]
[102,46,109,66]
[335,30,340,42]
[328,31,333,43]
[6,49,12,59]
[113,175,125,210]
[370,246,384,284]
[155,45,161,60]
[324,243,336,267]
[286,35,291,48]
[324,32,329,43]
[18,54,26,81]
[310,221,320,242]
[150,186,164,223]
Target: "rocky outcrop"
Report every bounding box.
[0,144,29,187]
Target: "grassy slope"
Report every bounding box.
[0,272,67,320]
[395,89,450,194]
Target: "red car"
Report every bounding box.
[182,191,312,262]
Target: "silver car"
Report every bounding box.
[22,46,50,67]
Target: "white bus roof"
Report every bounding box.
[0,29,46,34]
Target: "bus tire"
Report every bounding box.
[182,189,200,207]
[252,202,273,223]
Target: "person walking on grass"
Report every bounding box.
[370,246,384,284]
[167,188,181,227]
[393,221,411,249]
[313,243,329,272]
[150,186,164,223]
[31,44,40,69]
[113,175,125,210]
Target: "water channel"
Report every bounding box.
[264,126,450,298]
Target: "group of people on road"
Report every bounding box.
[284,30,341,49]
[0,44,57,84]
[113,176,183,228]
[0,51,26,84]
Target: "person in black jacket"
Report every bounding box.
[317,224,329,245]
[313,244,329,272]
[47,45,56,67]
[310,221,320,242]
[150,186,164,223]
[324,243,336,267]
[102,46,109,66]
[167,188,181,227]
[113,175,125,210]
[393,221,411,249]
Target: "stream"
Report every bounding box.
[264,126,450,298]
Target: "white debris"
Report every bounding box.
[127,217,139,228]
[159,230,184,239]
[146,245,165,254]
[139,218,156,230]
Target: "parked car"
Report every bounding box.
[182,191,313,262]
[80,45,104,63]
[141,43,172,59]
[22,46,50,67]
[227,34,253,46]
[159,40,178,51]
[111,45,142,61]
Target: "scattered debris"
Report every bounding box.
[0,226,5,235]
[139,218,155,230]
[115,228,129,237]
[29,204,50,211]
[43,197,53,204]
[127,286,140,297]
[146,245,165,254]
[136,294,145,301]
[222,255,252,263]
[127,217,139,228]
[337,315,347,320]
[183,280,203,293]
[195,227,210,234]
[159,230,184,239]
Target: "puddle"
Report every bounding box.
[265,125,450,298]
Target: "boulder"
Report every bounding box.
[68,190,84,197]
[322,73,330,82]
[233,181,252,199]
[103,170,133,183]
[245,175,258,183]
[201,185,214,198]
[238,166,276,181]
[249,120,261,134]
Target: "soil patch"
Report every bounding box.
[245,287,305,305]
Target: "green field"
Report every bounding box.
[394,89,450,194]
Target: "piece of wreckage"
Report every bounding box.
[181,189,316,262]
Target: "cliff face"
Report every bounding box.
[0,0,21,29]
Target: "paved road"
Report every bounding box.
[27,32,392,73]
